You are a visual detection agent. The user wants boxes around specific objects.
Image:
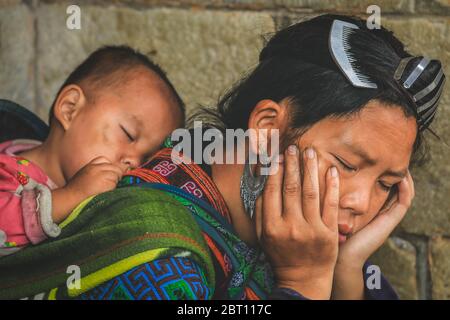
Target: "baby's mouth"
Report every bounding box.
[338,232,349,244]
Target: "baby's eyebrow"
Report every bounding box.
[126,114,143,129]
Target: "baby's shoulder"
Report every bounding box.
[0,153,22,172]
[0,154,45,188]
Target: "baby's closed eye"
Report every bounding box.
[120,125,136,142]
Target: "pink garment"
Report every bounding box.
[0,140,59,257]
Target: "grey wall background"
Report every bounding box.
[0,0,449,299]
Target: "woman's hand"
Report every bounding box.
[254,145,340,299]
[332,170,415,300]
[336,169,415,269]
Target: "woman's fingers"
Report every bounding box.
[382,169,414,223]
[345,171,415,260]
[262,154,284,229]
[301,147,321,225]
[281,145,304,221]
[322,166,340,232]
[398,169,415,209]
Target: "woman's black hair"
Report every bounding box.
[189,14,444,210]
[191,14,445,167]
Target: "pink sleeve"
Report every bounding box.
[0,155,59,256]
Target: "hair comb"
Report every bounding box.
[329,19,378,89]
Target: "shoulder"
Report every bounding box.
[0,153,23,191]
[0,154,49,188]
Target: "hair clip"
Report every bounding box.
[329,19,378,89]
[394,56,446,130]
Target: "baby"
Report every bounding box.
[0,46,184,256]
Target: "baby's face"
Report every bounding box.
[58,69,183,182]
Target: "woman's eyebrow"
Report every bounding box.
[343,141,407,178]
[384,169,407,178]
[342,141,377,166]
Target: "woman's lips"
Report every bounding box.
[338,224,353,244]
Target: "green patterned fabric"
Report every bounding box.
[0,187,215,299]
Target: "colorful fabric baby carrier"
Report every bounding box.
[120,138,275,299]
[0,185,216,299]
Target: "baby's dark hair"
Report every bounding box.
[48,45,185,124]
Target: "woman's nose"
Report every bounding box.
[340,186,371,216]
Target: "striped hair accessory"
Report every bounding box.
[394,56,446,131]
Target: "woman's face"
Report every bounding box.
[294,100,417,241]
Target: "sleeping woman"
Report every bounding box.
[0,13,445,300]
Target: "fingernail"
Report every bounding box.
[277,154,284,163]
[306,147,315,159]
[330,166,338,177]
[288,145,297,155]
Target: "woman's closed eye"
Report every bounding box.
[378,181,394,192]
[334,155,394,192]
[334,155,357,172]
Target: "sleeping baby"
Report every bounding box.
[0,45,184,256]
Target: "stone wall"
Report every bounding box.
[0,0,448,299]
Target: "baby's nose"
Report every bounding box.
[121,157,139,171]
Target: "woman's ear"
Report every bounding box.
[52,84,87,131]
[247,99,288,156]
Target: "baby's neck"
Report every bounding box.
[18,138,67,188]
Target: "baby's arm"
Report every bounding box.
[51,156,125,223]
[0,156,124,254]
[0,155,56,254]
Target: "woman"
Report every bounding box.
[0,14,445,300]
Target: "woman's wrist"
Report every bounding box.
[332,259,365,300]
[275,266,335,300]
[335,254,365,273]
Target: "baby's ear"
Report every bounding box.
[53,84,86,130]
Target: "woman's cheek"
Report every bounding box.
[354,215,371,233]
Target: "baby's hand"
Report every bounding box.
[51,157,126,223]
[65,156,126,200]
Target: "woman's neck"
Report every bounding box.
[210,161,259,247]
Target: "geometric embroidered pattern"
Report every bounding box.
[79,257,211,300]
